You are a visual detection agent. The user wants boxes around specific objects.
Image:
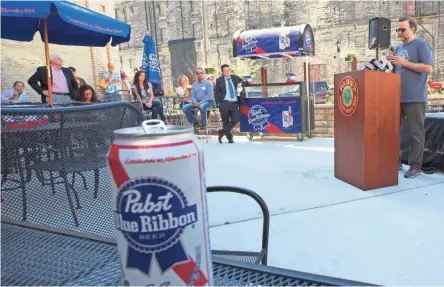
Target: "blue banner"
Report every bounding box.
[233,24,314,59]
[142,34,161,88]
[240,98,302,133]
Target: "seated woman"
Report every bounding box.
[175,75,192,108]
[75,85,99,103]
[132,71,169,124]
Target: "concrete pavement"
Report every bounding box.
[203,137,444,285]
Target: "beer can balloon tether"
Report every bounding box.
[107,120,213,286]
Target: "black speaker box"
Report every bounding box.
[368,17,391,49]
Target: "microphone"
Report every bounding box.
[387,43,397,73]
[361,58,391,72]
[370,58,387,71]
[386,60,395,73]
[388,42,396,55]
[364,61,377,70]
[360,59,377,71]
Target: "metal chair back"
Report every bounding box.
[1,102,144,230]
[207,186,270,265]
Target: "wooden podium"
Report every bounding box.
[334,70,401,191]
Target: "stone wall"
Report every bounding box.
[115,0,444,89]
[0,0,119,101]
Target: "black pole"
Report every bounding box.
[376,47,379,61]
[150,1,163,89]
[144,1,151,34]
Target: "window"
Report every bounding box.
[169,38,197,79]
[129,58,137,68]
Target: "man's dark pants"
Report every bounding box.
[219,101,240,139]
[400,102,426,169]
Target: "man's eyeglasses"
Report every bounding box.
[395,28,407,33]
[196,72,204,75]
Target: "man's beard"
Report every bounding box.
[399,34,411,43]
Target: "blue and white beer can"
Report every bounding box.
[107,120,213,286]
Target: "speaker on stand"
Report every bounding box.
[368,17,391,60]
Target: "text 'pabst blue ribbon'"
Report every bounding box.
[115,177,198,274]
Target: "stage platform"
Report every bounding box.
[401,112,444,172]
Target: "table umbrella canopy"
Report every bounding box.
[1,0,130,46]
[232,24,315,59]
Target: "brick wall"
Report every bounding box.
[313,105,335,138]
[0,0,119,101]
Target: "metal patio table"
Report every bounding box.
[1,218,375,287]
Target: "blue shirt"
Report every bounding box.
[1,89,30,104]
[395,38,433,103]
[223,77,237,102]
[191,79,214,103]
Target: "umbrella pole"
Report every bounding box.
[43,18,53,107]
[305,55,311,134]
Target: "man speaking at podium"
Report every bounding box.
[387,17,433,179]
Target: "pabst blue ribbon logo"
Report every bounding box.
[116,177,197,275]
[142,53,160,73]
[149,54,160,73]
[242,36,258,53]
[248,105,271,130]
[304,29,313,54]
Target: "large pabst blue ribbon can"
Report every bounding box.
[107,120,213,286]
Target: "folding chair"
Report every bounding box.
[159,97,185,125]
[131,94,152,120]
[194,106,222,143]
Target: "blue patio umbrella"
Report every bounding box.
[1,0,131,105]
[142,33,161,89]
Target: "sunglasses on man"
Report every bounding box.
[395,28,407,33]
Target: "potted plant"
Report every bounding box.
[345,53,355,62]
[204,65,218,76]
[343,50,356,62]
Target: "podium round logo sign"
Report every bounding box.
[338,76,359,116]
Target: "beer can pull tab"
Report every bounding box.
[142,119,166,134]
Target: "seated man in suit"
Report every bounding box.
[28,54,78,104]
[182,68,214,131]
[214,64,245,144]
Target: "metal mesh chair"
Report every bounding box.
[158,96,186,125]
[207,186,270,265]
[129,100,152,119]
[1,102,145,228]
